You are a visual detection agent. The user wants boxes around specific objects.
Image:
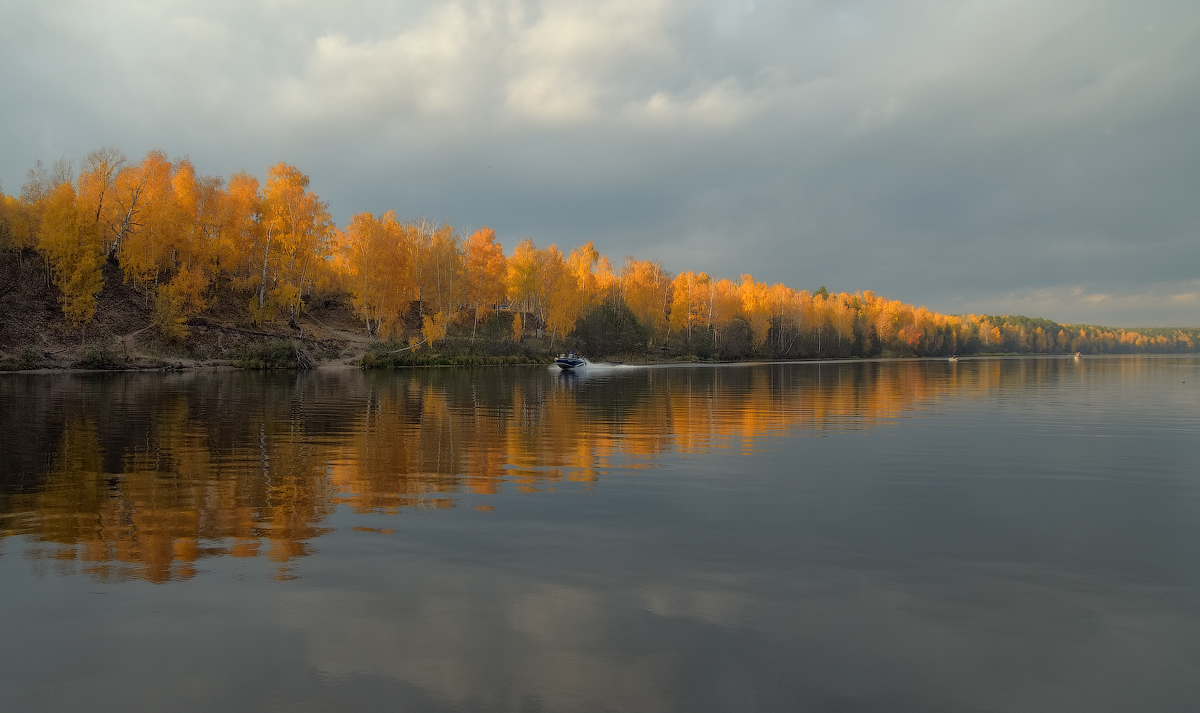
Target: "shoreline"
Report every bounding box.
[1,351,1181,375]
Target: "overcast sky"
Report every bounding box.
[2,0,1197,326]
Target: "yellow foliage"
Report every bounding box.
[255,163,333,320]
[0,194,39,252]
[670,271,711,338]
[13,147,1197,356]
[339,211,415,339]
[39,183,105,325]
[506,238,541,315]
[153,291,188,340]
[422,311,451,345]
[165,263,208,315]
[620,257,671,341]
[463,227,508,337]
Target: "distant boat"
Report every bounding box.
[948,356,959,362]
[1074,352,1082,360]
[555,351,586,370]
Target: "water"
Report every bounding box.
[1,357,1198,712]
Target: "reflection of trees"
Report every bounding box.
[0,357,1145,582]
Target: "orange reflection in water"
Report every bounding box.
[0,357,1106,582]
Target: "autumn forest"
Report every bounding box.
[0,148,1195,369]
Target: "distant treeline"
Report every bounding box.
[1,148,1196,360]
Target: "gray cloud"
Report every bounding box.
[2,0,1197,325]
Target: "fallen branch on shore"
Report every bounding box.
[301,309,340,333]
[185,317,292,339]
[385,340,425,354]
[294,345,314,370]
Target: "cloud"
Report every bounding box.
[962,281,1200,326]
[282,5,497,123]
[504,0,676,121]
[621,79,757,127]
[1,0,1198,325]
[265,0,743,128]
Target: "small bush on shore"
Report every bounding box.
[234,340,314,369]
[358,333,556,368]
[1,345,44,371]
[360,348,549,368]
[76,348,125,370]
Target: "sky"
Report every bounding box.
[1,0,1197,326]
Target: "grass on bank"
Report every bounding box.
[360,339,553,368]
[0,344,44,371]
[234,340,316,370]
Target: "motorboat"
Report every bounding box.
[555,351,586,370]
[948,355,959,362]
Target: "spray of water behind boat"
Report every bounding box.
[550,353,639,379]
[554,351,586,370]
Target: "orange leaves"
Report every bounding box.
[506,237,541,316]
[670,271,712,339]
[501,239,618,343]
[462,228,508,333]
[21,150,340,330]
[422,310,451,345]
[829,298,856,343]
[16,146,1196,357]
[117,150,183,285]
[532,241,614,343]
[421,223,463,320]
[537,245,573,340]
[735,275,774,347]
[255,163,333,319]
[0,193,39,252]
[219,171,262,280]
[340,211,415,339]
[77,147,126,239]
[154,263,210,341]
[38,182,105,325]
[619,257,671,342]
[166,263,208,316]
[463,228,506,300]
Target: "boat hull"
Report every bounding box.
[555,358,586,370]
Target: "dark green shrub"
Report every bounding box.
[76,348,125,370]
[14,344,42,370]
[2,345,45,371]
[668,326,716,360]
[360,345,549,368]
[718,318,754,360]
[568,301,648,358]
[234,340,314,369]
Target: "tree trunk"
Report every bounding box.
[258,240,270,309]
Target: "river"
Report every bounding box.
[1,356,1198,712]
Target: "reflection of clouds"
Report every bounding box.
[292,570,674,712]
[281,558,1200,711]
[637,573,749,629]
[6,553,1195,710]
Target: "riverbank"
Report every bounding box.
[3,252,1196,373]
[0,350,1132,374]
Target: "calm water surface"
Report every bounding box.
[1,357,1198,712]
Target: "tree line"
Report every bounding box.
[1,148,1196,359]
